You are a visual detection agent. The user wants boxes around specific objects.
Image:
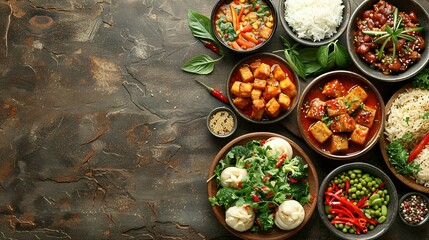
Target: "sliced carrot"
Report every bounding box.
[236,37,254,49]
[242,33,259,44]
[230,5,238,31]
[229,41,240,50]
[241,25,253,33]
[238,7,245,23]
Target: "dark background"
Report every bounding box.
[0,0,428,239]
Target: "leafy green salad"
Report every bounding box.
[208,139,311,231]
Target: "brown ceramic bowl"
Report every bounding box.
[279,0,350,46]
[211,0,277,54]
[318,162,398,240]
[226,53,300,124]
[297,70,385,160]
[379,84,429,194]
[346,0,429,82]
[207,132,318,240]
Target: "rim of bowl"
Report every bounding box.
[211,0,278,54]
[207,106,238,138]
[317,162,398,240]
[398,192,429,227]
[207,132,319,240]
[296,70,385,160]
[346,0,429,82]
[226,52,300,124]
[278,0,351,47]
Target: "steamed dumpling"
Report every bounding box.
[275,199,305,230]
[263,137,293,160]
[225,205,255,232]
[220,167,248,188]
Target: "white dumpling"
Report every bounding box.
[275,200,305,230]
[225,205,255,232]
[220,167,248,188]
[263,137,293,160]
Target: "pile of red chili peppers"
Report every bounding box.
[324,181,385,234]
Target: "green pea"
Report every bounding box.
[372,198,383,206]
[365,176,373,182]
[367,182,373,188]
[338,223,344,229]
[373,205,379,210]
[378,216,386,224]
[351,193,357,199]
[374,177,382,184]
[365,212,372,219]
[350,173,356,179]
[369,194,380,201]
[369,225,375,230]
[349,187,356,193]
[357,184,362,190]
[342,227,348,233]
[381,205,388,216]
[353,169,362,173]
[349,228,355,234]
[385,195,390,203]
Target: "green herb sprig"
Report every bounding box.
[412,67,429,90]
[363,8,423,60]
[182,9,224,75]
[277,36,351,80]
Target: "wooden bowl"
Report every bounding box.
[207,132,318,240]
[379,84,429,193]
[297,70,385,160]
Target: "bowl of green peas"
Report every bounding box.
[317,162,398,240]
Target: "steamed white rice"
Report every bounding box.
[385,88,429,186]
[284,0,344,42]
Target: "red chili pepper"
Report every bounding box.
[199,39,221,55]
[237,181,242,189]
[288,178,298,183]
[263,173,271,182]
[245,163,251,168]
[252,194,260,202]
[345,179,350,194]
[195,80,229,104]
[266,191,275,199]
[408,133,429,163]
[275,159,284,168]
[259,139,267,146]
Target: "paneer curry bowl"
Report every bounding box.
[227,53,299,124]
[297,71,385,160]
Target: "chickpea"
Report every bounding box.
[239,0,245,3]
[266,21,273,28]
[252,22,259,30]
[269,16,273,22]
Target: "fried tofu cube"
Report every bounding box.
[273,65,286,81]
[354,105,377,128]
[239,66,254,83]
[325,98,347,117]
[251,89,262,100]
[258,25,272,40]
[238,82,253,98]
[278,93,291,110]
[330,113,356,133]
[251,108,265,121]
[263,86,280,101]
[309,121,333,144]
[252,98,265,110]
[322,79,346,98]
[350,124,369,145]
[279,77,297,98]
[265,98,280,117]
[329,134,349,154]
[253,78,267,90]
[344,86,368,114]
[233,97,250,109]
[230,81,242,97]
[266,79,279,87]
[249,61,261,72]
[306,98,326,120]
[254,63,271,79]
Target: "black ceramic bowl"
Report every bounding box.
[226,52,300,124]
[346,0,429,82]
[398,192,429,227]
[207,106,238,138]
[211,0,277,53]
[317,162,398,240]
[279,0,350,46]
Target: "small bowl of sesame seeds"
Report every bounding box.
[207,107,237,138]
[399,192,429,227]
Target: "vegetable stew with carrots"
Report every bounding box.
[213,0,275,51]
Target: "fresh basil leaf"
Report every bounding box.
[181,54,216,74]
[304,61,323,75]
[188,9,224,55]
[317,44,330,67]
[280,36,291,49]
[298,48,318,63]
[284,49,306,80]
[334,43,351,68]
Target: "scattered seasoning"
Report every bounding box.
[400,194,429,225]
[209,110,235,136]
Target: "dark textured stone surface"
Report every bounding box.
[0,0,428,239]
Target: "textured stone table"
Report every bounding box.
[0,0,428,239]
